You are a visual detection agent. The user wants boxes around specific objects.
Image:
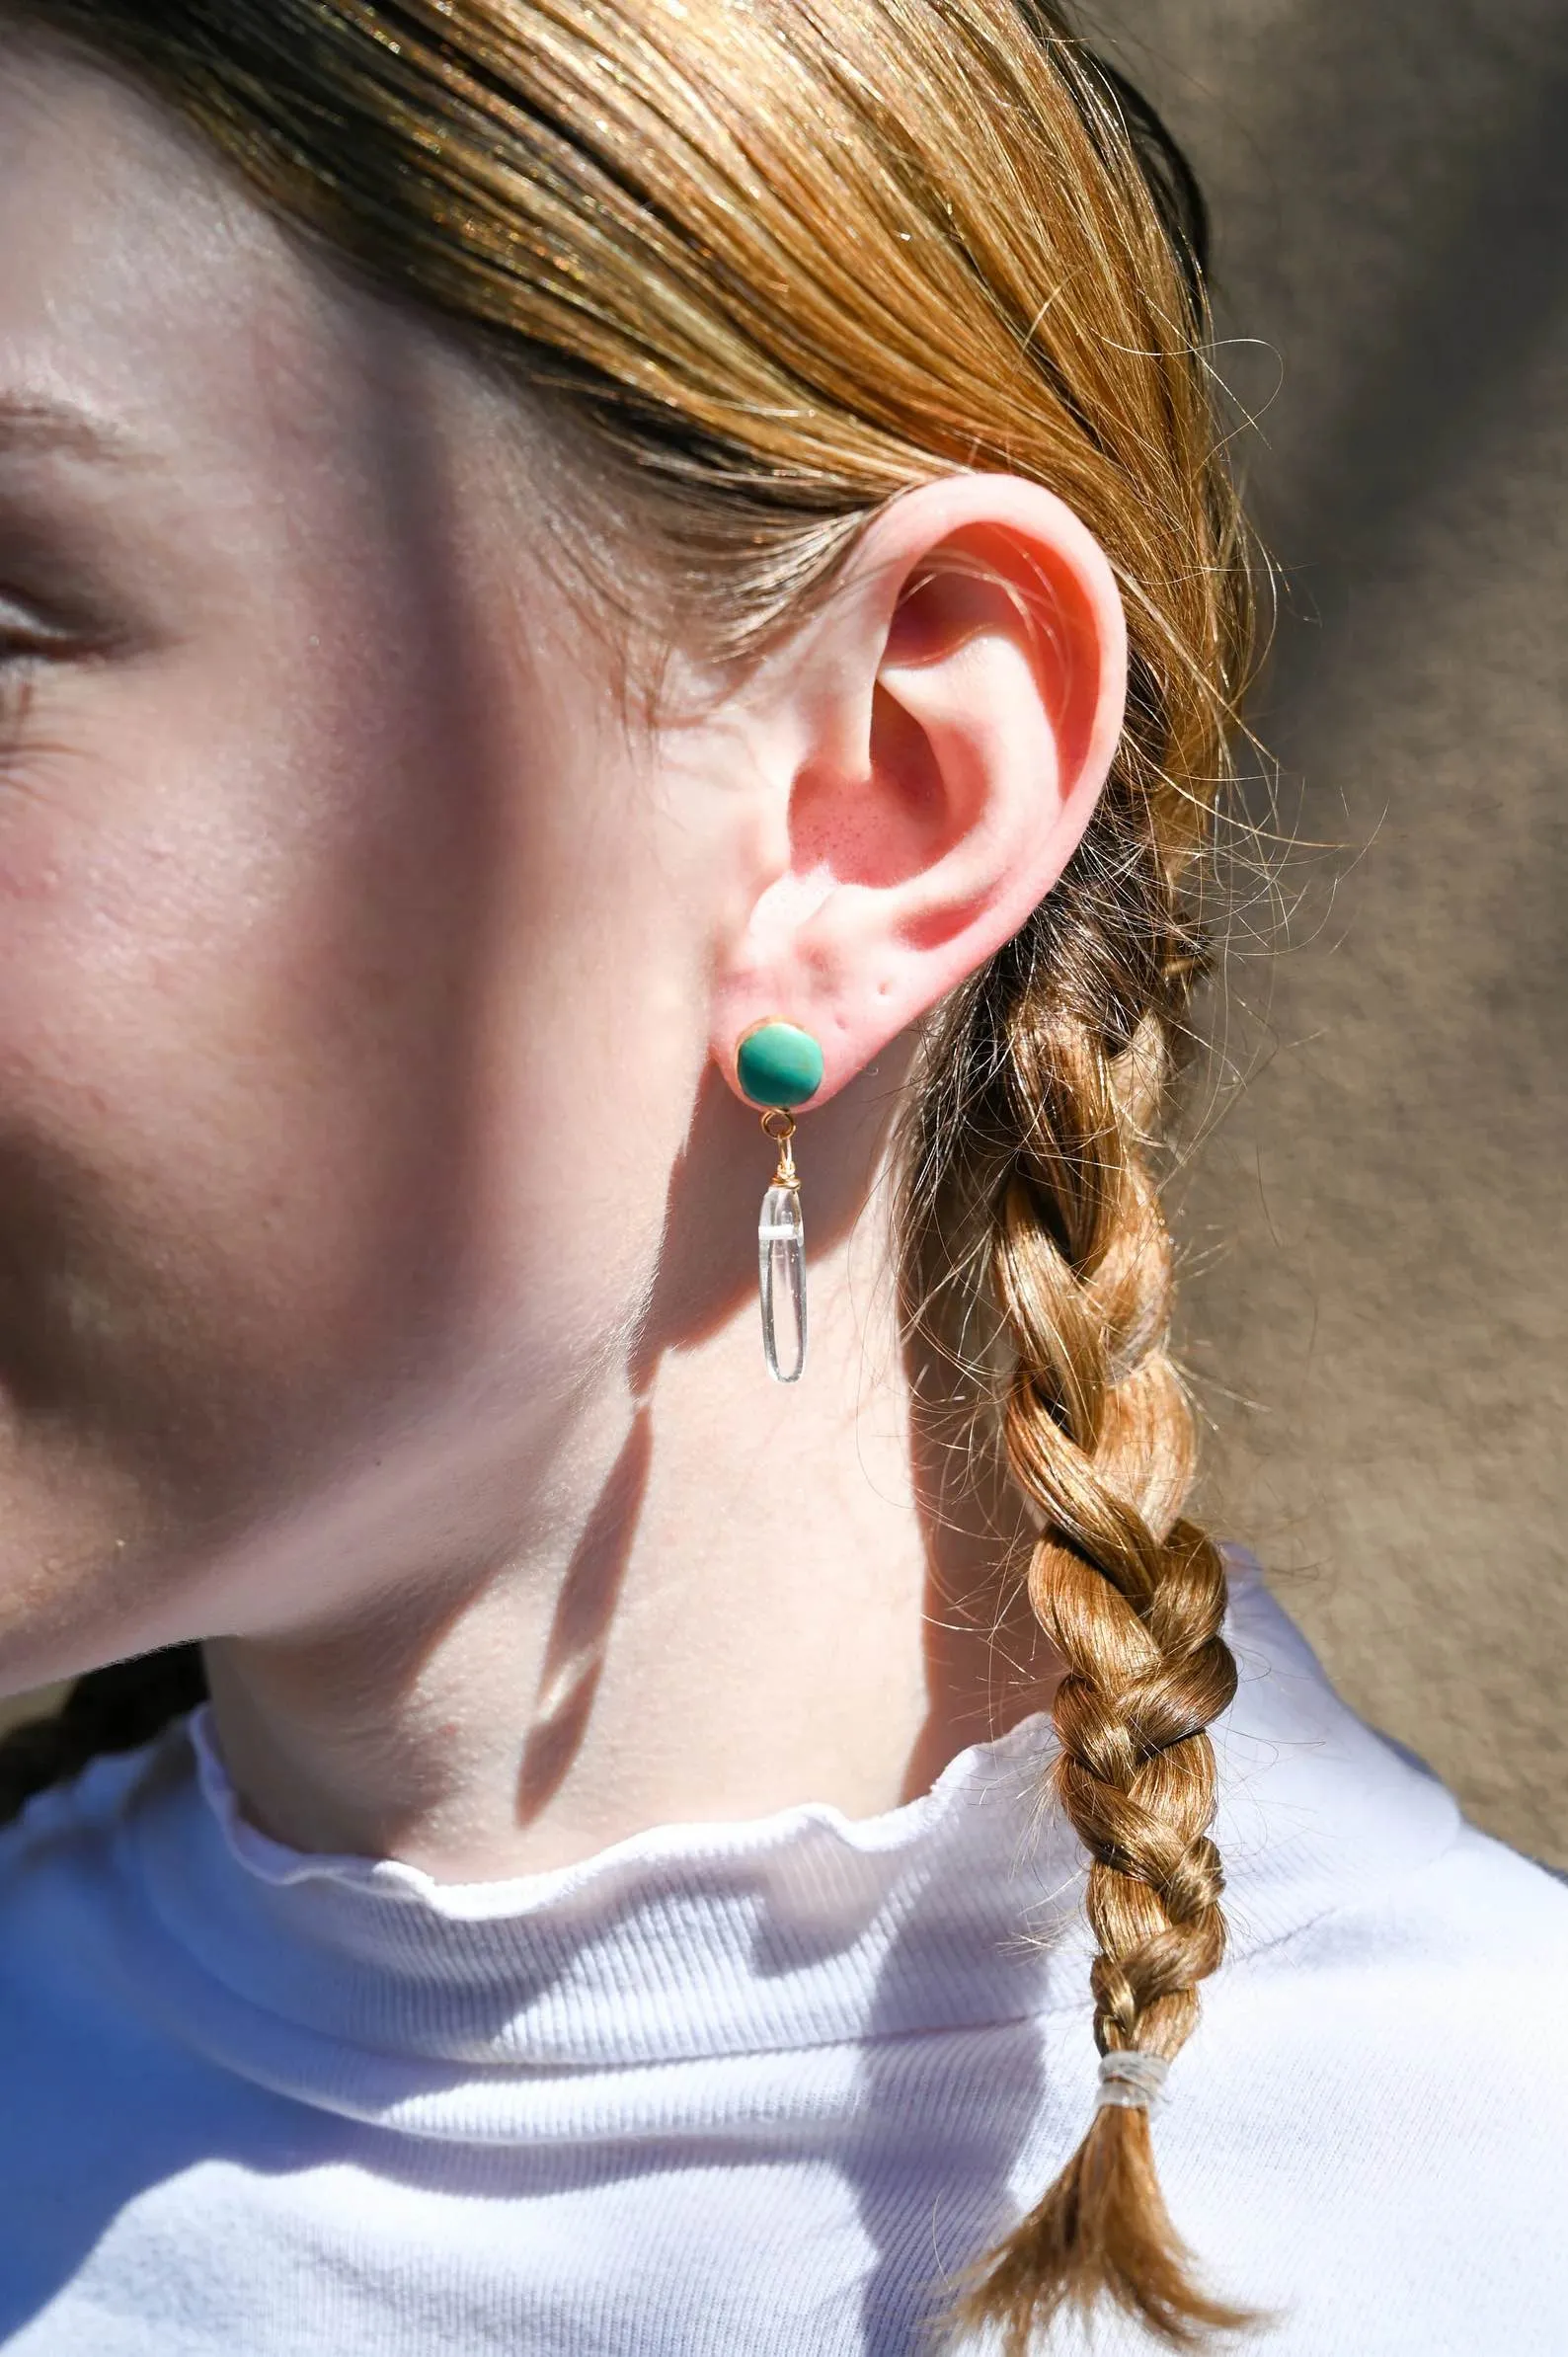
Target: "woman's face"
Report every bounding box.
[0,37,738,1686]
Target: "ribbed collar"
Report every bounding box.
[81,1554,1456,2125]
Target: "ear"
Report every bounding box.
[709,473,1128,1107]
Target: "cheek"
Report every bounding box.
[452,745,717,1372]
[0,644,703,1541]
[0,667,495,1496]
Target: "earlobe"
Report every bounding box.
[711,475,1127,1108]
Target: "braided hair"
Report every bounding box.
[904,842,1245,2346]
[0,1646,206,1828]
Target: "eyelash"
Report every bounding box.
[0,612,124,741]
[0,622,75,688]
[0,641,45,746]
[0,625,47,676]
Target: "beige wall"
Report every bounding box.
[6,4,1565,1863]
[1099,0,1567,1862]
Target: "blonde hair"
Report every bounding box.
[6,0,1256,2340]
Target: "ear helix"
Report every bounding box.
[735,1021,823,1384]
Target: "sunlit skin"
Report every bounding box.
[0,33,1127,1876]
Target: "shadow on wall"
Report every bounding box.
[1089,0,1568,1861]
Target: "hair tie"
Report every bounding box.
[1096,2049,1170,2111]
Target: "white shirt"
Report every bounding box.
[0,1557,1563,2355]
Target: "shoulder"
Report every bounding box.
[1337,1814,1568,1946]
[0,1726,195,2058]
[1146,1801,1567,2348]
[1215,1554,1568,1991]
[0,1721,178,1882]
[1154,1569,1568,2342]
[1205,1556,1568,2161]
[1254,1815,1568,2048]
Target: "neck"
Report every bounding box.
[202,1160,1057,1882]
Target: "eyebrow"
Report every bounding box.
[0,395,149,466]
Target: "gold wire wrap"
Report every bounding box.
[760,1108,799,1188]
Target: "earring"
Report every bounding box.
[736,1020,823,1383]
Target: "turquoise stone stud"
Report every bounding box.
[736,1020,824,1110]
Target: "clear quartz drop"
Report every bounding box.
[758,1181,807,1382]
